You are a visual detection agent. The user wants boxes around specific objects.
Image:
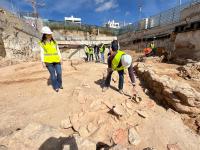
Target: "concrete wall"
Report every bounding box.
[53,29,117,46]
[118,32,174,53]
[53,29,116,40]
[117,22,177,51]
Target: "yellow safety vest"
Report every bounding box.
[39,41,60,63]
[112,50,125,71]
[100,44,105,53]
[150,43,155,49]
[85,47,90,54]
[89,47,93,54]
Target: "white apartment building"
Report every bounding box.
[105,20,120,29]
[64,16,81,24]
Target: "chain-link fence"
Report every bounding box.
[119,0,200,34]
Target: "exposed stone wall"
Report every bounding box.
[135,62,200,114]
[174,30,200,61]
[0,8,41,62]
[0,28,6,58]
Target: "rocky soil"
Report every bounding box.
[0,59,199,150]
[135,57,200,135]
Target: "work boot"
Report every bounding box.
[102,87,109,92]
[60,86,63,89]
[55,88,59,92]
[118,89,124,95]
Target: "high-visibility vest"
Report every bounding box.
[89,47,93,54]
[112,50,125,71]
[39,41,60,63]
[100,44,105,53]
[85,47,90,54]
[150,43,155,49]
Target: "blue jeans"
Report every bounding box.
[46,63,62,90]
[100,52,104,63]
[95,53,100,61]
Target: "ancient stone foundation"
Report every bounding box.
[135,62,200,114]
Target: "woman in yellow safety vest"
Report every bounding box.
[39,26,63,92]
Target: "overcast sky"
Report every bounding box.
[0,0,190,25]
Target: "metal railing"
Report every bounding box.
[119,0,200,34]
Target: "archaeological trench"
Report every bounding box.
[0,4,200,150]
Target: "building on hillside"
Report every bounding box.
[64,16,81,24]
[105,20,120,29]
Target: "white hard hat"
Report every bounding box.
[41,26,53,34]
[121,54,132,68]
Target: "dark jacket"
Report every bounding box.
[94,45,99,54]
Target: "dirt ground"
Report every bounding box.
[0,60,200,149]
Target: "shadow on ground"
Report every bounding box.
[94,78,119,92]
[39,136,78,150]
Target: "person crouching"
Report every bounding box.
[103,40,136,94]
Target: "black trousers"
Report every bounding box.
[89,54,94,61]
[105,70,124,90]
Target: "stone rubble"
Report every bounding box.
[112,128,127,145]
[60,117,72,129]
[177,62,200,81]
[135,110,148,118]
[135,62,200,114]
[128,127,141,145]
[113,104,126,116]
[0,123,97,150]
[167,143,182,150]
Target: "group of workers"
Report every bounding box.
[84,43,106,63]
[39,26,136,95]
